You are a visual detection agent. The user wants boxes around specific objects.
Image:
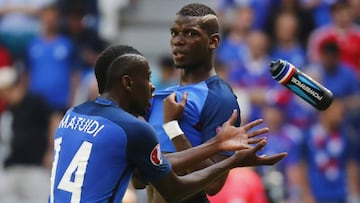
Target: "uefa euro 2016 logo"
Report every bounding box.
[150,144,163,166]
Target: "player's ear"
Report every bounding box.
[121,74,133,92]
[209,33,220,49]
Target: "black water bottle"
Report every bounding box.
[269,59,333,111]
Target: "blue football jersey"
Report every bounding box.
[148,75,241,153]
[49,97,171,203]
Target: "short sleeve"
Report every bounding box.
[126,122,171,182]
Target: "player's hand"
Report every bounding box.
[163,92,188,123]
[234,139,288,167]
[215,110,269,151]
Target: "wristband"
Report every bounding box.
[163,120,184,139]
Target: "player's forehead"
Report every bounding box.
[171,14,216,30]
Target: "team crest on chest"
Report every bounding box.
[150,144,162,166]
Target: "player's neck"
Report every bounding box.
[99,93,121,108]
[100,92,139,117]
[180,67,216,85]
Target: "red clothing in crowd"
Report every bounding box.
[207,168,268,203]
[0,46,12,113]
[307,25,360,72]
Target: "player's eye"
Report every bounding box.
[186,30,198,37]
[170,31,177,37]
[187,31,194,37]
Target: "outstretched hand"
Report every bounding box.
[234,139,288,167]
[163,92,188,123]
[215,110,270,152]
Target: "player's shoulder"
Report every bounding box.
[206,75,232,89]
[74,99,155,136]
[101,106,155,136]
[73,99,134,124]
[205,75,236,99]
[101,107,150,132]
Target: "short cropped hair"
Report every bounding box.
[94,45,142,93]
[177,3,216,16]
[177,3,219,35]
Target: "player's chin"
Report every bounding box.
[174,62,190,69]
[173,58,188,68]
[139,104,150,117]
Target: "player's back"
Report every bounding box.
[49,98,138,203]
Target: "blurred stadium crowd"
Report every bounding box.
[0,0,359,203]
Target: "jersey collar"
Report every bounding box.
[94,97,118,107]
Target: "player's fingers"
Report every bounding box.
[224,109,238,126]
[247,137,266,145]
[239,143,252,150]
[252,138,267,152]
[180,92,188,106]
[243,119,263,131]
[165,92,177,103]
[258,152,288,165]
[247,127,269,138]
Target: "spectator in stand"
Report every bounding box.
[298,98,360,203]
[26,3,79,112]
[25,3,79,164]
[309,40,360,196]
[307,1,360,77]
[215,4,254,68]
[216,0,274,31]
[227,31,276,122]
[151,55,179,91]
[60,1,109,72]
[61,1,108,106]
[269,11,307,68]
[58,0,99,32]
[258,89,303,203]
[264,0,315,48]
[310,40,360,105]
[301,0,337,27]
[0,0,50,61]
[0,67,51,203]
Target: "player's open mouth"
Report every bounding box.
[173,52,184,60]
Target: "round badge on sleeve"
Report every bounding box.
[150,144,163,166]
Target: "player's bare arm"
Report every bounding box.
[151,139,287,203]
[132,105,267,187]
[164,111,268,172]
[163,92,267,163]
[162,92,268,195]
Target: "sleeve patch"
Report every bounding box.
[150,144,163,166]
